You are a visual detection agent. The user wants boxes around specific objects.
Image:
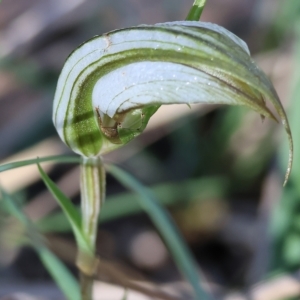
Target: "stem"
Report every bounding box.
[79,156,106,300]
[80,272,94,300]
[186,0,207,21]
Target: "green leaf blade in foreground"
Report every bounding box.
[37,164,91,255]
[37,247,81,300]
[0,155,81,173]
[0,187,80,300]
[38,176,227,233]
[107,164,213,300]
[53,21,292,183]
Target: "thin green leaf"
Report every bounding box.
[0,187,80,300]
[37,164,91,255]
[0,155,80,173]
[186,0,207,21]
[37,247,81,300]
[107,164,212,300]
[1,188,30,227]
[38,176,227,233]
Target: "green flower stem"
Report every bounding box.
[79,272,94,300]
[80,157,105,249]
[186,0,207,21]
[79,156,106,300]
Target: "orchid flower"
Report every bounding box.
[52,5,293,299]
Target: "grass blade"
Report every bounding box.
[0,187,80,300]
[37,246,81,300]
[107,164,212,300]
[37,164,91,256]
[0,155,80,173]
[38,177,227,233]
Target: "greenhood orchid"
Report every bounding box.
[49,15,296,300]
[53,21,293,184]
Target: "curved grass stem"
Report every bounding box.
[79,156,106,300]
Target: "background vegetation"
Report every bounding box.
[0,0,300,299]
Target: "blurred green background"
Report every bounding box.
[0,0,300,299]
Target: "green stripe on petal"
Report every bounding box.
[53,21,293,181]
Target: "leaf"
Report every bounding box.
[52,21,292,183]
[0,155,80,173]
[37,164,91,255]
[38,176,227,233]
[107,164,212,300]
[37,246,81,300]
[0,187,80,300]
